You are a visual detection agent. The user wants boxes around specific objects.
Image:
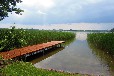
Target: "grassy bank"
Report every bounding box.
[0,61,89,76]
[0,26,75,52]
[87,33,114,56]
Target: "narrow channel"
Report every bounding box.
[31,32,114,76]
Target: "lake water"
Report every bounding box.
[30,32,114,76]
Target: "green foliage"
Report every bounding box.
[0,0,23,21]
[0,26,27,51]
[1,61,85,76]
[0,27,75,51]
[23,30,75,45]
[87,33,114,56]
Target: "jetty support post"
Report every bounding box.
[43,49,44,56]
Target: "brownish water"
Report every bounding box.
[30,32,114,76]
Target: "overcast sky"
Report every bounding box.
[0,0,114,25]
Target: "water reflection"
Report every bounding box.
[29,48,64,64]
[33,32,114,76]
[88,42,114,76]
[29,38,75,64]
[76,32,87,40]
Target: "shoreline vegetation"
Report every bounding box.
[87,33,114,57]
[0,26,89,76]
[0,26,75,52]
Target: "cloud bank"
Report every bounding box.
[0,0,114,25]
[0,23,114,30]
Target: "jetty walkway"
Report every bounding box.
[0,41,65,60]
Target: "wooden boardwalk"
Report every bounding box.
[0,41,65,60]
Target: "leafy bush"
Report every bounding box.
[0,26,27,51]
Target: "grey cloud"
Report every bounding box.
[0,0,114,25]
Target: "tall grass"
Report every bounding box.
[87,33,114,56]
[0,26,75,51]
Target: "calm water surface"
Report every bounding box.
[31,32,114,76]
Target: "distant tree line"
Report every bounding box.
[110,28,114,32]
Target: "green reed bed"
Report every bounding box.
[87,33,114,56]
[0,26,75,51]
[0,61,88,76]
